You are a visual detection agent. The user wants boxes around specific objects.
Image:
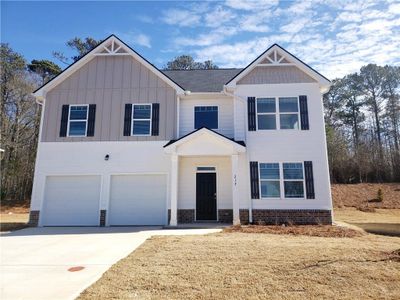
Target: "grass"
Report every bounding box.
[79,232,400,300]
[0,213,29,232]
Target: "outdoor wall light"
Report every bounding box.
[104,154,110,161]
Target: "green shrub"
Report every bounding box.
[377,188,383,202]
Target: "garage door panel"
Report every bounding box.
[43,175,101,226]
[109,174,167,225]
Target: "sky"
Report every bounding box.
[1,0,400,79]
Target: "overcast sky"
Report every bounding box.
[2,0,400,79]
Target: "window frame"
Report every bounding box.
[67,104,89,137]
[255,97,301,131]
[194,105,219,130]
[131,103,152,136]
[258,162,306,200]
[278,97,300,130]
[255,98,277,130]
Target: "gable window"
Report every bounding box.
[68,105,88,136]
[132,104,152,135]
[259,163,280,198]
[283,163,304,198]
[279,97,299,129]
[194,106,218,129]
[257,98,276,130]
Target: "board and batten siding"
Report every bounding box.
[237,66,316,85]
[42,56,177,142]
[179,97,234,138]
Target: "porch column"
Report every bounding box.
[231,154,240,225]
[170,153,178,226]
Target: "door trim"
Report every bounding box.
[195,166,218,221]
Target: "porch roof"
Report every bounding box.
[163,127,246,156]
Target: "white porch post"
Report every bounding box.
[170,153,179,226]
[232,154,240,225]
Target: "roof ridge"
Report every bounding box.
[162,68,243,72]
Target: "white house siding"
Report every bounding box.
[179,96,234,138]
[30,141,171,226]
[235,83,332,210]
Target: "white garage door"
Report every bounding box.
[42,175,101,226]
[109,174,167,226]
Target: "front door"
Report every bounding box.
[196,173,217,220]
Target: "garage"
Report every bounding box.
[109,174,167,226]
[42,175,101,226]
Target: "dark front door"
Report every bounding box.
[196,173,217,220]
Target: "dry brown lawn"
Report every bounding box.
[79,232,400,300]
[0,213,29,232]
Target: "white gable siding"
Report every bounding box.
[179,97,234,138]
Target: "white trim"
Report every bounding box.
[131,103,152,136]
[67,104,89,137]
[193,105,219,130]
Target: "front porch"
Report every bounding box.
[164,128,247,226]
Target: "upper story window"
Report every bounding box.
[194,106,218,129]
[132,104,152,135]
[256,97,300,130]
[68,105,88,137]
[279,97,299,129]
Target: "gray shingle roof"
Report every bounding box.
[162,68,243,92]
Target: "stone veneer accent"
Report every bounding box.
[168,209,195,224]
[28,210,40,227]
[217,209,250,224]
[100,210,107,227]
[252,209,332,225]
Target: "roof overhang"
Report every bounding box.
[33,35,185,99]
[164,127,246,156]
[225,44,331,94]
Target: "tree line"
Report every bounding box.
[1,37,399,203]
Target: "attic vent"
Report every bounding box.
[94,39,129,56]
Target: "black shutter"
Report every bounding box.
[304,161,315,199]
[123,104,132,136]
[59,104,69,137]
[247,97,256,131]
[151,103,160,136]
[87,104,96,136]
[299,95,309,130]
[250,161,260,199]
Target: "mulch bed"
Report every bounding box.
[224,224,364,238]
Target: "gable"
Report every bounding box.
[34,35,184,98]
[226,44,330,92]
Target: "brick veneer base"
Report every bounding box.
[252,209,332,225]
[218,209,250,224]
[168,209,195,223]
[100,210,107,227]
[28,210,40,227]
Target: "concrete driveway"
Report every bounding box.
[0,227,221,300]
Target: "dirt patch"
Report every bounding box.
[79,233,400,300]
[224,224,363,238]
[0,201,30,214]
[332,183,400,209]
[0,213,29,232]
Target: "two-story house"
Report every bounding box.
[29,35,332,227]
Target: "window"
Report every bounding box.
[279,97,299,129]
[194,106,218,129]
[283,163,304,198]
[132,104,151,135]
[257,98,276,130]
[259,163,280,198]
[68,105,88,136]
[197,166,216,172]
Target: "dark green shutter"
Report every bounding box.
[123,104,132,136]
[87,104,96,136]
[250,161,260,199]
[151,103,160,136]
[248,97,256,131]
[299,95,309,130]
[59,104,69,137]
[304,161,315,199]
